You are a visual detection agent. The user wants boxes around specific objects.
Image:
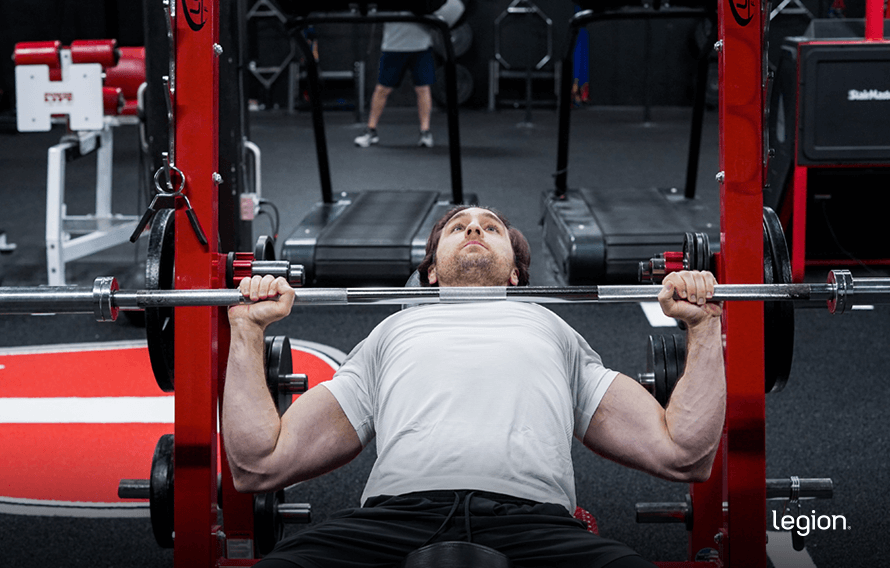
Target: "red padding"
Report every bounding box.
[13,41,61,67]
[104,46,146,101]
[573,507,599,535]
[103,87,124,116]
[70,39,119,67]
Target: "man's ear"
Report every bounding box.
[509,267,519,286]
[428,265,438,285]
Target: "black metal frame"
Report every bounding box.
[554,5,717,199]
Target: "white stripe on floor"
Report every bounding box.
[0,496,149,518]
[639,302,678,327]
[766,531,818,568]
[0,397,173,423]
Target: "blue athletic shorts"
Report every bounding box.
[377,48,436,88]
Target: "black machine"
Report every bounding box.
[767,19,890,272]
[541,2,720,285]
[279,2,475,286]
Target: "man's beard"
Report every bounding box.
[438,254,510,287]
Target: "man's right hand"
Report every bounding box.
[228,275,295,330]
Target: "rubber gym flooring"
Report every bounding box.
[0,106,888,567]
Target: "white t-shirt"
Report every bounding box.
[322,301,618,513]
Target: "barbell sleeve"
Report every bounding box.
[1,271,889,320]
[766,477,833,501]
[118,479,150,499]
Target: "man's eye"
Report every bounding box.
[451,224,464,232]
[486,225,499,232]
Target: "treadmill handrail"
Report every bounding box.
[554,6,716,198]
[289,11,463,205]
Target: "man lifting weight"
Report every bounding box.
[223,206,725,568]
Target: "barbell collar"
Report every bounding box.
[828,269,890,314]
[251,261,304,288]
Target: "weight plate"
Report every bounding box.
[651,335,667,407]
[264,335,294,415]
[150,434,175,549]
[431,64,474,107]
[661,334,678,408]
[431,21,474,59]
[146,209,175,392]
[763,206,795,394]
[254,490,285,557]
[255,235,276,261]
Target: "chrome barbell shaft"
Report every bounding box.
[1,271,888,320]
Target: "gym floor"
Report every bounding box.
[0,105,888,567]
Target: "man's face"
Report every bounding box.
[428,208,519,287]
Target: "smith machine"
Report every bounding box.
[4,0,890,566]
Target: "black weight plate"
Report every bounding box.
[697,233,711,272]
[651,335,667,407]
[661,334,678,408]
[431,20,474,59]
[254,490,285,557]
[431,64,474,107]
[763,207,795,394]
[264,335,294,415]
[150,434,175,549]
[146,209,175,392]
[255,235,276,261]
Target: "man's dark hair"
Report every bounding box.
[416,205,531,286]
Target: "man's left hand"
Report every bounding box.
[658,270,722,327]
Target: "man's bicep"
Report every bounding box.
[273,385,364,486]
[581,373,680,479]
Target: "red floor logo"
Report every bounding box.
[0,340,342,517]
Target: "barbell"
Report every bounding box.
[0,270,888,321]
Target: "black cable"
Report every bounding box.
[257,199,281,240]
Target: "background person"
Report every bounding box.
[354,0,464,148]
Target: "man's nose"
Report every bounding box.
[465,220,482,235]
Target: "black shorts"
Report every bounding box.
[257,490,653,568]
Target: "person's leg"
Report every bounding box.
[600,555,659,568]
[415,85,431,132]
[409,48,436,147]
[355,85,390,146]
[356,52,404,146]
[461,495,654,568]
[257,493,473,568]
[368,83,393,130]
[254,558,305,568]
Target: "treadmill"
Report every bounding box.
[280,1,475,286]
[541,1,720,285]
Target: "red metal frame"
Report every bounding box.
[710,0,768,566]
[165,0,789,566]
[172,2,261,565]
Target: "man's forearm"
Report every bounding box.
[663,317,725,480]
[222,321,284,488]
